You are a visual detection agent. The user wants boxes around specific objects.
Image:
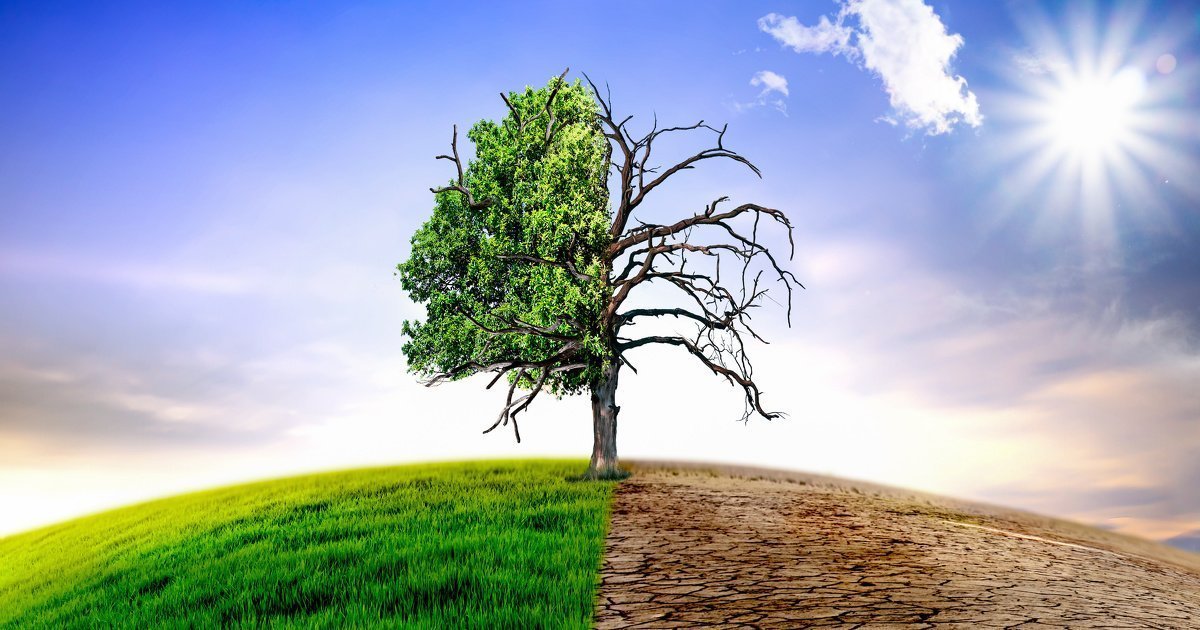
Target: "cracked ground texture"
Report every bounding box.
[594,462,1200,629]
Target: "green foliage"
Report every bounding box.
[397,75,612,393]
[0,460,616,629]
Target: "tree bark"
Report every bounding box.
[586,360,622,479]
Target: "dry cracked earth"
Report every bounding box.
[594,462,1200,629]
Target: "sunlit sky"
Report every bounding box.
[2,0,1198,543]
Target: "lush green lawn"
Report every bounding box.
[0,459,616,628]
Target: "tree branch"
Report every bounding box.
[421,340,582,386]
[480,361,587,442]
[617,307,731,331]
[453,307,580,342]
[501,67,571,140]
[618,333,782,422]
[497,253,595,282]
[430,125,492,210]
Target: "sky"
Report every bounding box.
[1,0,1198,543]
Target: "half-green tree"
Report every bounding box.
[398,70,801,478]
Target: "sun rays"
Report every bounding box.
[982,2,1198,262]
[1043,66,1145,157]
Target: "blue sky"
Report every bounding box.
[1,0,1198,541]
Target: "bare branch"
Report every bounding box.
[618,333,782,421]
[499,92,523,131]
[583,83,765,239]
[481,362,587,442]
[421,340,582,386]
[543,67,570,144]
[617,307,731,331]
[631,123,762,211]
[582,73,637,238]
[430,125,491,210]
[501,67,571,139]
[416,74,804,450]
[610,200,791,257]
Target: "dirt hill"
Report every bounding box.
[595,462,1200,628]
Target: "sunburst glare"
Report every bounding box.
[982,2,1198,262]
[1045,66,1144,155]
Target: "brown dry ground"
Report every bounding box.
[594,461,1200,629]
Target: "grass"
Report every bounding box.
[0,459,617,628]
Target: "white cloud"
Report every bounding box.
[107,392,218,424]
[1012,50,1051,75]
[751,70,790,97]
[853,0,982,134]
[0,249,253,294]
[784,238,1200,540]
[1010,48,1071,77]
[758,13,852,54]
[759,0,982,135]
[3,235,1198,541]
[735,70,790,115]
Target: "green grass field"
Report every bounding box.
[0,459,616,628]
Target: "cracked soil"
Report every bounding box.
[594,462,1200,629]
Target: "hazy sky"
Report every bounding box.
[2,0,1198,541]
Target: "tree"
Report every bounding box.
[398,70,801,479]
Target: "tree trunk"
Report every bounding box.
[586,360,622,479]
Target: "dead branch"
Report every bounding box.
[618,332,782,422]
[501,67,571,141]
[424,73,802,440]
[430,125,491,210]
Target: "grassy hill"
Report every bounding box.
[0,459,615,629]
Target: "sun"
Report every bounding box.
[982,2,1196,258]
[1044,67,1144,156]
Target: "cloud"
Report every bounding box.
[0,249,253,294]
[751,70,790,97]
[758,13,853,54]
[759,0,982,135]
[0,355,265,450]
[785,237,1200,539]
[734,70,790,115]
[2,233,1197,541]
[1008,47,1074,78]
[1011,50,1052,75]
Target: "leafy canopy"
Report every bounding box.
[398,77,611,394]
